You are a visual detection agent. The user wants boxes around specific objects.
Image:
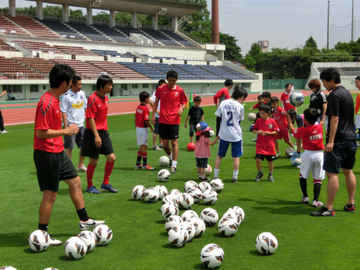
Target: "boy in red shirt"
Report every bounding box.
[270,96,295,157]
[252,104,280,182]
[135,91,154,170]
[82,75,117,194]
[280,83,296,112]
[286,108,325,207]
[249,95,264,111]
[214,79,233,136]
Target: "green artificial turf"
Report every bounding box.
[1,95,360,270]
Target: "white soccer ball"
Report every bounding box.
[255,232,278,255]
[0,267,17,270]
[158,169,171,182]
[218,217,239,237]
[159,156,170,166]
[183,222,196,242]
[289,91,305,107]
[144,187,159,202]
[77,230,97,253]
[93,224,113,246]
[181,210,199,222]
[200,244,224,269]
[28,230,50,252]
[247,112,257,121]
[202,189,218,205]
[165,215,183,231]
[162,195,179,207]
[222,210,242,226]
[168,226,189,247]
[210,179,224,192]
[291,156,301,166]
[64,237,87,260]
[184,180,198,192]
[285,147,295,157]
[204,164,212,176]
[155,185,168,199]
[161,203,179,219]
[43,268,58,270]
[188,188,203,203]
[179,193,194,209]
[198,181,211,193]
[200,208,219,227]
[229,206,245,222]
[189,218,206,237]
[209,129,215,137]
[131,185,146,200]
[169,189,182,200]
[200,243,225,258]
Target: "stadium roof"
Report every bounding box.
[26,0,204,17]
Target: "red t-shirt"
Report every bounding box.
[253,118,280,155]
[213,87,230,104]
[292,124,324,151]
[86,92,109,130]
[273,106,288,130]
[280,92,295,112]
[34,91,64,153]
[135,104,150,128]
[251,102,261,110]
[155,84,187,125]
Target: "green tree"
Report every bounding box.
[43,5,62,17]
[93,11,110,21]
[244,43,262,72]
[305,36,318,49]
[70,9,86,19]
[219,33,242,62]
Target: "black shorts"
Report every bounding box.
[159,123,179,140]
[81,129,114,159]
[255,153,277,161]
[154,117,160,135]
[324,140,357,173]
[196,157,208,168]
[34,150,78,192]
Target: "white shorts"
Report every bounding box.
[136,127,148,146]
[300,150,325,180]
[356,115,360,129]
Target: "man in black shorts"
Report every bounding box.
[311,68,357,217]
[33,64,104,245]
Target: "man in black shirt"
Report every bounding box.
[312,68,357,217]
[184,96,204,143]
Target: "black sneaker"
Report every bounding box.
[268,174,274,182]
[311,207,335,217]
[254,171,263,182]
[201,177,211,181]
[231,178,238,183]
[344,203,356,213]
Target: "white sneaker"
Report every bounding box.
[49,236,62,246]
[0,130,9,134]
[79,218,105,231]
[76,165,87,172]
[152,146,162,151]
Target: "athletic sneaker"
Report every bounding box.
[344,203,356,213]
[170,166,177,173]
[301,196,309,204]
[231,178,238,183]
[201,177,211,181]
[250,138,257,142]
[0,130,9,134]
[142,164,154,170]
[159,145,164,149]
[49,236,62,246]
[79,218,106,231]
[152,146,162,151]
[268,174,274,182]
[76,165,87,172]
[310,207,335,217]
[312,200,323,207]
[86,186,101,194]
[254,171,263,182]
[134,164,143,170]
[101,183,118,193]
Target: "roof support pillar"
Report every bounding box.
[152,14,159,30]
[110,10,116,28]
[8,0,16,17]
[36,1,43,20]
[62,4,69,22]
[172,17,178,32]
[131,13,137,28]
[87,7,93,26]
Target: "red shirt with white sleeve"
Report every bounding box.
[135,104,150,128]
[213,87,230,105]
[253,118,280,155]
[292,124,324,151]
[273,106,288,130]
[85,92,109,130]
[280,92,295,112]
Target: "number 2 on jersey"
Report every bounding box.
[226,111,233,126]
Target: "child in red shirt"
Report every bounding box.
[249,95,264,111]
[252,104,280,182]
[281,83,296,112]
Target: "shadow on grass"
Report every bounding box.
[59,255,75,261]
[155,220,165,224]
[275,165,299,169]
[162,243,186,249]
[249,250,261,256]
[252,205,312,216]
[159,232,168,237]
[0,233,29,247]
[212,232,225,238]
[194,263,207,269]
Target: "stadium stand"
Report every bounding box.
[38,18,86,40]
[0,56,42,79]
[120,62,166,80]
[341,67,360,76]
[14,57,54,74]
[14,40,64,54]
[53,59,107,79]
[161,29,197,47]
[146,63,197,80]
[0,39,18,51]
[92,24,135,43]
[140,28,181,47]
[199,65,252,80]
[172,64,223,80]
[91,49,126,57]
[88,61,150,80]
[67,21,112,42]
[54,45,98,56]
[0,14,31,36]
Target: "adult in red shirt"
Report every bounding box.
[151,70,187,173]
[280,83,296,112]
[33,64,104,245]
[213,79,233,136]
[82,75,117,194]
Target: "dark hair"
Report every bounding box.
[158,79,166,86]
[308,79,321,91]
[287,108,297,119]
[72,75,81,86]
[304,108,319,125]
[259,103,272,113]
[196,130,210,141]
[96,75,113,91]
[257,95,262,101]
[320,68,341,84]
[194,96,202,102]
[49,64,75,89]
[232,87,247,100]
[269,96,279,104]
[139,91,150,102]
[261,91,271,99]
[225,79,233,87]
[285,83,291,89]
[356,76,360,81]
[166,70,178,79]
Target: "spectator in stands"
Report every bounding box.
[0,89,9,134]
[61,76,87,172]
[214,79,233,136]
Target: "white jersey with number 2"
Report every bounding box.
[215,98,244,142]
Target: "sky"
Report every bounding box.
[4,0,360,54]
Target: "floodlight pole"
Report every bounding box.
[211,0,219,44]
[327,1,330,50]
[351,0,354,41]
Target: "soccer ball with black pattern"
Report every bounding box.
[210,179,224,192]
[28,230,50,252]
[289,91,305,107]
[167,226,189,247]
[165,215,183,231]
[93,224,113,246]
[131,185,146,200]
[155,185,168,199]
[184,180,198,192]
[144,187,159,202]
[200,244,224,268]
[218,217,239,237]
[181,210,198,222]
[200,208,219,227]
[161,203,179,219]
[188,188,203,203]
[178,193,194,209]
[64,237,87,260]
[255,232,278,255]
[157,169,171,182]
[189,218,206,237]
[202,189,218,205]
[78,230,97,253]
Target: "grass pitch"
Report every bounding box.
[1,96,360,270]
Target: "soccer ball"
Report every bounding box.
[200,208,219,227]
[165,215,183,231]
[285,147,295,157]
[222,210,241,226]
[144,187,159,202]
[131,185,146,200]
[209,130,215,137]
[44,268,58,270]
[200,244,224,269]
[204,164,212,176]
[188,188,203,203]
[161,203,179,219]
[0,267,17,270]
[184,180,198,192]
[255,232,278,255]
[93,224,113,246]
[64,237,87,260]
[229,206,245,222]
[202,189,218,205]
[183,222,196,242]
[291,156,301,166]
[201,243,224,257]
[187,142,196,151]
[169,189,182,200]
[178,193,194,209]
[168,226,189,247]
[218,217,239,237]
[155,185,168,199]
[189,218,206,238]
[181,210,199,222]
[159,156,170,166]
[162,195,179,207]
[247,112,256,121]
[210,179,224,192]
[28,230,50,252]
[78,230,97,253]
[158,169,171,182]
[198,181,211,193]
[289,91,305,107]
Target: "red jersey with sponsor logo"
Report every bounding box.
[213,87,230,104]
[135,103,150,128]
[280,92,295,112]
[292,124,324,151]
[273,106,288,130]
[253,117,280,155]
[34,91,64,153]
[86,92,109,130]
[155,84,187,125]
